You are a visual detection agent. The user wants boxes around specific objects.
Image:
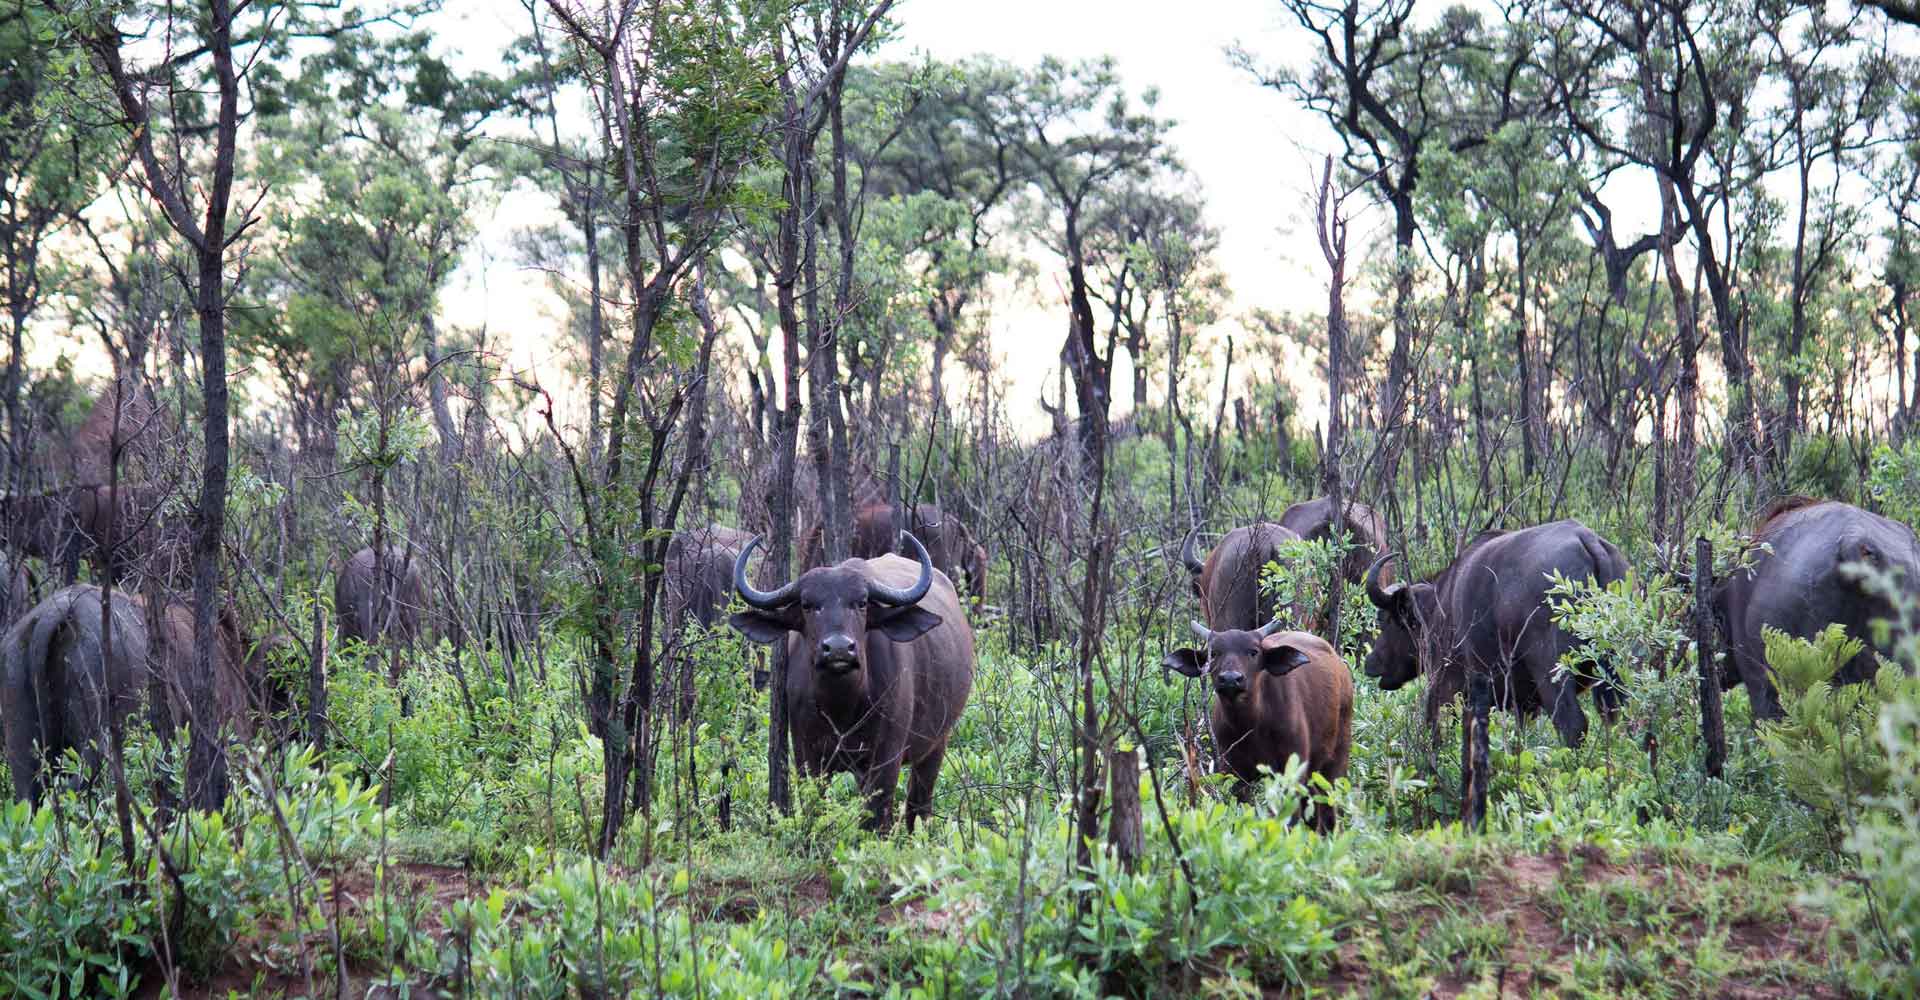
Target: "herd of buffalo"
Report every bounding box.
[2,386,1920,831]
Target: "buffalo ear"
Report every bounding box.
[871,605,941,642]
[1260,638,1314,676]
[730,609,799,644]
[1404,582,1439,630]
[1163,648,1205,678]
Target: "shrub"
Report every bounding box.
[0,745,384,997]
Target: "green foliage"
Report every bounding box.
[339,402,434,472]
[0,746,384,998]
[891,776,1361,997]
[1849,686,1920,991]
[1258,536,1378,652]
[439,861,851,997]
[1869,438,1920,528]
[0,797,147,999]
[326,645,593,862]
[1757,625,1910,832]
[1786,433,1859,503]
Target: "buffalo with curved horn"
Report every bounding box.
[1179,522,1303,630]
[729,531,974,832]
[1362,520,1629,748]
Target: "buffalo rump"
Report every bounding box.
[1715,497,1920,718]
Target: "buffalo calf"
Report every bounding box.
[1164,620,1353,830]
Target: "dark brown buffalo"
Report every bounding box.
[335,545,427,647]
[1364,519,1628,748]
[0,484,189,585]
[1181,522,1304,630]
[810,502,990,607]
[729,532,974,832]
[1714,497,1920,718]
[663,524,755,716]
[1279,497,1390,587]
[64,375,164,488]
[1163,620,1353,829]
[0,586,254,802]
[664,524,755,629]
[867,502,983,602]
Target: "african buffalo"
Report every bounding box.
[1277,497,1391,588]
[1363,519,1628,748]
[810,502,990,607]
[0,586,254,802]
[335,545,426,647]
[0,484,188,586]
[663,524,755,716]
[874,503,988,607]
[665,524,755,629]
[729,532,974,832]
[1714,497,1920,719]
[1181,522,1304,630]
[64,375,164,488]
[1163,620,1353,830]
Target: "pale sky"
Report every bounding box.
[429,0,1354,437]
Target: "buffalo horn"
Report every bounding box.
[733,536,800,610]
[1180,528,1206,576]
[1189,620,1213,642]
[1365,552,1403,608]
[868,531,933,607]
[1256,618,1285,637]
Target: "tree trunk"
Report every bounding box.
[423,316,461,464]
[183,0,242,811]
[1657,179,1698,524]
[584,195,605,463]
[1059,205,1113,457]
[1380,191,1417,490]
[1317,156,1348,500]
[1462,669,1492,832]
[1516,245,1537,477]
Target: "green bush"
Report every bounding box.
[888,767,1365,998]
[1869,438,1920,533]
[0,745,384,997]
[437,862,852,997]
[1850,690,1920,992]
[1757,625,1907,834]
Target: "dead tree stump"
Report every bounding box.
[1695,535,1726,778]
[1462,670,1493,832]
[1107,745,1143,872]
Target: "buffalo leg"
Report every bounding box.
[1422,665,1464,747]
[1731,636,1783,720]
[903,744,948,832]
[859,754,903,833]
[1524,654,1587,748]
